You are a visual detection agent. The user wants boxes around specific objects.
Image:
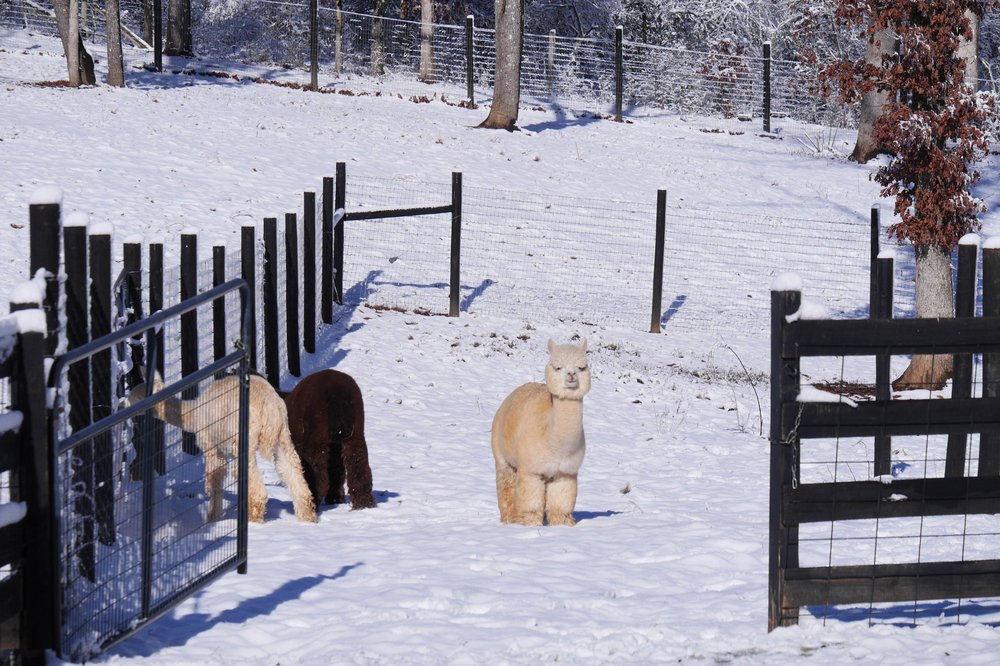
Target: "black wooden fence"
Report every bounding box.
[769,237,1000,629]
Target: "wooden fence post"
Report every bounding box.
[147,242,166,474]
[309,0,319,90]
[29,191,62,355]
[869,204,880,317]
[303,192,317,354]
[874,250,894,476]
[285,213,301,377]
[62,214,95,582]
[322,177,335,322]
[241,223,258,371]
[335,162,346,306]
[982,237,1000,475]
[946,235,979,477]
[650,189,666,333]
[88,226,115,546]
[768,275,801,631]
[213,245,227,363]
[449,172,462,317]
[180,231,199,455]
[263,218,280,388]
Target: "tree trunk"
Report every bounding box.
[370,0,388,76]
[892,243,955,391]
[418,0,434,83]
[479,0,524,130]
[165,0,192,57]
[142,0,153,44]
[959,9,980,85]
[53,0,96,85]
[106,0,125,87]
[851,27,897,163]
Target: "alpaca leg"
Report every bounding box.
[324,440,346,505]
[343,434,376,509]
[276,435,318,522]
[247,454,268,523]
[204,449,228,522]
[545,473,578,526]
[494,463,516,523]
[514,472,546,526]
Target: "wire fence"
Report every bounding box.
[336,174,913,335]
[1,0,851,131]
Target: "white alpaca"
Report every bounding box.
[491,339,590,526]
[127,373,317,523]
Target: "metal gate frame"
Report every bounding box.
[48,278,251,661]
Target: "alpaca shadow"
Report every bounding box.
[521,101,609,133]
[108,563,363,657]
[806,598,1000,627]
[659,294,688,329]
[460,279,495,312]
[306,270,382,369]
[573,509,622,523]
[315,489,400,513]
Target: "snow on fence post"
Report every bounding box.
[263,217,280,388]
[768,274,802,631]
[946,236,980,477]
[7,291,54,662]
[869,204,880,317]
[88,225,115,547]
[449,172,463,318]
[28,190,62,355]
[212,245,227,364]
[465,15,475,107]
[284,212,301,378]
[874,250,894,476]
[649,189,666,333]
[303,191,317,354]
[335,162,347,306]
[180,231,200,455]
[240,223,258,370]
[762,41,771,133]
[322,176,335,320]
[981,237,1000,475]
[614,26,623,123]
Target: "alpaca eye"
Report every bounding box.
[553,366,563,372]
[579,366,588,372]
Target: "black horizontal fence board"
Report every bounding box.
[346,204,452,221]
[783,398,1000,438]
[785,477,1000,523]
[784,559,1000,607]
[783,316,1000,357]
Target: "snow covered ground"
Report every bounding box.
[4,29,1000,665]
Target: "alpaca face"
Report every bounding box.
[545,339,590,400]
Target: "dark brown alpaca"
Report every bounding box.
[283,369,377,510]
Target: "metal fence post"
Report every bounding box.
[548,29,556,99]
[614,26,623,122]
[309,0,319,90]
[650,189,666,333]
[869,204,880,317]
[874,251,894,477]
[762,41,772,133]
[180,231,199,455]
[449,172,462,317]
[466,15,475,107]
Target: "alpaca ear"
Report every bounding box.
[548,339,556,354]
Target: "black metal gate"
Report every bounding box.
[49,279,251,661]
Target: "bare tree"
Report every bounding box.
[52,0,96,85]
[106,0,126,87]
[480,0,524,130]
[850,26,896,162]
[165,0,192,56]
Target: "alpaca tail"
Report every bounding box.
[275,427,318,523]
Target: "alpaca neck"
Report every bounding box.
[547,395,584,442]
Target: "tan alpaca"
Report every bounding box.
[128,373,317,523]
[491,339,590,526]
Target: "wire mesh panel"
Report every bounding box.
[50,280,250,662]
